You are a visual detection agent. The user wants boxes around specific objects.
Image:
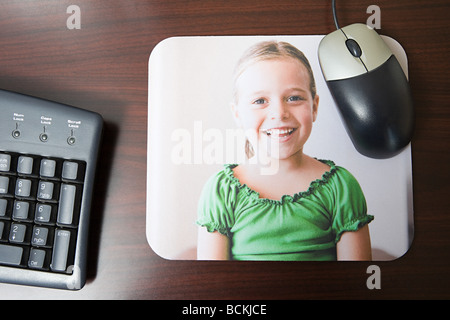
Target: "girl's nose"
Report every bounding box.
[268,99,289,120]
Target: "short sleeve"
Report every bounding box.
[331,167,374,243]
[196,169,237,237]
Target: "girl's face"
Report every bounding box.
[232,57,319,161]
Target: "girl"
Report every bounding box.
[196,41,373,261]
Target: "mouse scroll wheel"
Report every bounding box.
[345,39,362,58]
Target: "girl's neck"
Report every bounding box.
[251,149,308,177]
[235,150,326,200]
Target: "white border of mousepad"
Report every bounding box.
[146,35,414,261]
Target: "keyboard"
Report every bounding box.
[0,89,103,290]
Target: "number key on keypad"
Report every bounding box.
[34,204,53,224]
[15,178,32,198]
[0,244,23,266]
[37,181,55,201]
[9,223,27,244]
[0,199,8,218]
[28,248,47,269]
[13,201,31,221]
[0,176,10,195]
[32,226,50,247]
[0,222,4,241]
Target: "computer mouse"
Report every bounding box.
[318,23,414,159]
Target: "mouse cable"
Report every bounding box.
[332,0,340,29]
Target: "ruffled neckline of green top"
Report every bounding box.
[222,159,337,205]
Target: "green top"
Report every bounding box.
[196,160,374,261]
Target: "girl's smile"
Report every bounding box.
[261,127,297,144]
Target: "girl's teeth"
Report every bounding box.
[264,128,294,136]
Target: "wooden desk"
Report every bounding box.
[0,0,449,300]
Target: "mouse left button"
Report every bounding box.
[318,29,368,81]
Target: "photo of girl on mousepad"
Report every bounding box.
[146,35,414,261]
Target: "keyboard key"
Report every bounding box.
[28,248,47,269]
[9,223,27,244]
[40,159,56,178]
[62,161,79,180]
[0,176,10,194]
[17,156,34,175]
[0,221,9,242]
[51,229,71,272]
[13,201,32,221]
[31,226,50,247]
[0,154,11,172]
[37,181,56,201]
[34,204,53,224]
[0,199,8,217]
[0,244,23,266]
[57,184,76,226]
[0,221,4,240]
[15,178,32,198]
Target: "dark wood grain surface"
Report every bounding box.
[0,0,449,300]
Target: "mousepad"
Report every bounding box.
[146,35,414,261]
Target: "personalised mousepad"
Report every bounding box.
[146,35,414,261]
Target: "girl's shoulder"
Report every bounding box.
[199,164,241,200]
[203,164,239,187]
[291,158,363,200]
[317,160,365,196]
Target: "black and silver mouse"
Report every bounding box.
[318,23,414,159]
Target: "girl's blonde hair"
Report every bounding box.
[232,41,317,158]
[233,40,317,103]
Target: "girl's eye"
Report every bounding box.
[252,98,267,105]
[287,96,305,102]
